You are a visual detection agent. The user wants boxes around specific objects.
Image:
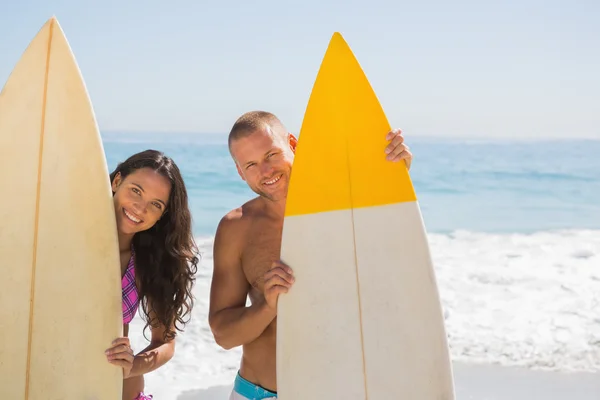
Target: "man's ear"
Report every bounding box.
[288,132,298,154]
[235,163,246,182]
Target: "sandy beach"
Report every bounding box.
[170,362,600,400]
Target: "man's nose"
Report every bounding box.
[260,162,274,176]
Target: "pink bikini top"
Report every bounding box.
[122,247,140,325]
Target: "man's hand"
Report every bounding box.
[385,128,412,169]
[263,260,295,311]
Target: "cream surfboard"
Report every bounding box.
[277,33,455,399]
[0,17,123,399]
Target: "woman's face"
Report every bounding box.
[111,167,171,236]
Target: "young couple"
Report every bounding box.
[104,111,413,400]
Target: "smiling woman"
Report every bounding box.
[106,149,199,400]
[111,167,171,234]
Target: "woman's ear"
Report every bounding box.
[111,172,122,193]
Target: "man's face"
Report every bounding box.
[230,125,295,202]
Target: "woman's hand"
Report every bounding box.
[106,337,135,378]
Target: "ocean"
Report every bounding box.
[100,132,600,398]
[101,132,600,236]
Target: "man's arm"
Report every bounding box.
[208,212,277,350]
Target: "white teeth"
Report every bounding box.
[264,175,281,185]
[124,209,141,223]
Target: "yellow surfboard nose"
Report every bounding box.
[285,32,417,218]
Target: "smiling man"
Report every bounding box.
[208,110,412,400]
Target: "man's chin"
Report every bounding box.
[249,182,288,202]
[258,191,276,201]
[254,190,283,202]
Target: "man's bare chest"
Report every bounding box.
[241,224,282,291]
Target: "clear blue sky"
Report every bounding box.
[1,0,598,139]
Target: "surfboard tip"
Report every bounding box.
[286,31,417,217]
[330,32,347,46]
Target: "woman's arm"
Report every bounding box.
[128,310,176,378]
[105,309,176,379]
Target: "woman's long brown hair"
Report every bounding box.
[110,149,199,341]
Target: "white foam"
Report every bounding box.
[126,229,600,398]
[429,229,600,373]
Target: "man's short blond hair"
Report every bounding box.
[228,111,286,150]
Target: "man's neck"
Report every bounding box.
[260,196,287,220]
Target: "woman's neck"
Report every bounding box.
[118,231,134,253]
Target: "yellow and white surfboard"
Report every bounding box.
[0,17,122,399]
[277,33,455,399]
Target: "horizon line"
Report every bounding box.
[98,130,600,142]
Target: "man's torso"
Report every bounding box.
[233,198,283,392]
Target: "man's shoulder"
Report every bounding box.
[216,208,244,240]
[220,206,244,224]
[215,198,260,237]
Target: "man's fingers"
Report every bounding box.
[392,149,413,169]
[267,285,289,296]
[390,133,405,146]
[264,275,293,289]
[391,152,409,162]
[385,133,404,154]
[270,260,293,274]
[386,143,408,160]
[264,267,294,284]
[385,128,402,141]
